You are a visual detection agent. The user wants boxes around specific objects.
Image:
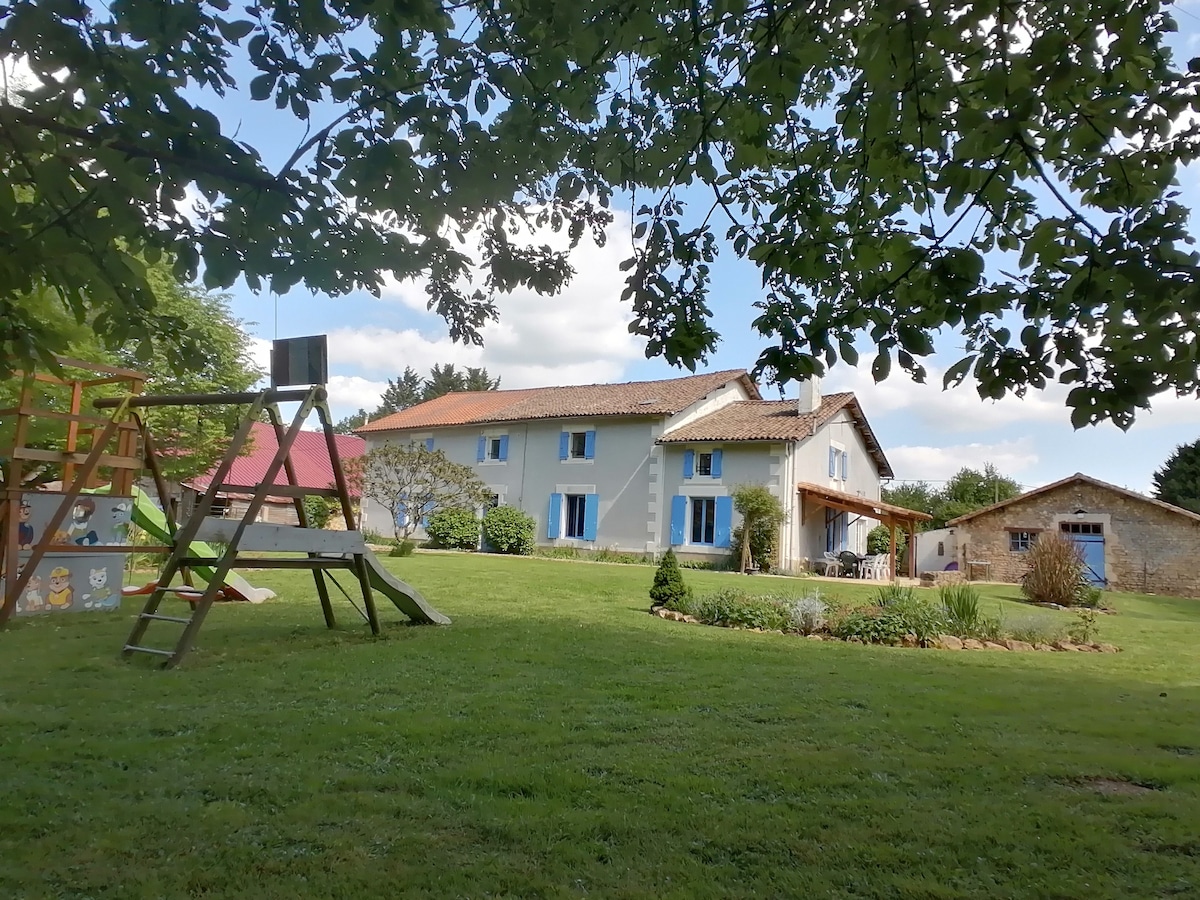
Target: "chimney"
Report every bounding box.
[798,377,822,414]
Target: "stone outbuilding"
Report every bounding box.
[945,473,1200,598]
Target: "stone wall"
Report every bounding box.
[956,481,1200,598]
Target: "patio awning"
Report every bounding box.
[796,482,932,528]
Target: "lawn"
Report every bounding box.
[1,554,1198,899]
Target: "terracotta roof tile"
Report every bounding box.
[188,422,366,497]
[357,369,759,432]
[658,393,894,479]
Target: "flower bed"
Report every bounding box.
[654,584,1120,653]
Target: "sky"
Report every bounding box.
[198,8,1200,495]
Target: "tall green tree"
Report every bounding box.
[1152,440,1200,514]
[333,409,370,435]
[0,266,261,486]
[881,482,938,520]
[882,466,1021,530]
[2,1,1197,426]
[422,364,467,401]
[378,368,425,415]
[462,367,501,393]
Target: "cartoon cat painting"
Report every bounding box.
[66,499,100,546]
[22,575,45,613]
[83,567,116,609]
[46,567,74,610]
[17,498,35,550]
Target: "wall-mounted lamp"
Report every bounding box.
[1073,508,1087,519]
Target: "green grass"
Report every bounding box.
[2,555,1198,898]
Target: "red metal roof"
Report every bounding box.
[189,422,365,498]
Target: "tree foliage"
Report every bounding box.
[3,1,1198,424]
[883,464,1022,529]
[1152,439,1200,514]
[731,484,786,572]
[0,265,261,486]
[348,443,490,539]
[379,368,426,416]
[424,506,482,550]
[482,505,537,555]
[649,548,692,608]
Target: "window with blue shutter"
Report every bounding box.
[559,432,570,460]
[498,434,509,461]
[840,450,849,481]
[669,495,687,545]
[420,500,435,527]
[828,447,837,477]
[683,450,695,479]
[584,430,596,460]
[547,493,563,539]
[396,497,408,528]
[710,449,723,478]
[714,495,733,547]
[477,435,486,462]
[583,493,599,540]
[425,437,435,452]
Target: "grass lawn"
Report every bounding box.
[2,554,1199,898]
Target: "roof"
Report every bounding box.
[797,482,933,523]
[947,473,1200,526]
[658,393,894,479]
[356,369,761,433]
[189,422,366,499]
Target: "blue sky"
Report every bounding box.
[207,10,1200,494]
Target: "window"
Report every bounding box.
[487,494,500,510]
[691,497,716,545]
[559,429,595,461]
[565,494,587,539]
[570,432,587,459]
[1061,522,1103,535]
[489,437,502,460]
[937,541,945,557]
[1009,531,1039,552]
[697,452,713,476]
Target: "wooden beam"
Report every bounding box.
[10,448,144,469]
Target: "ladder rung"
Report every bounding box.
[124,645,174,657]
[140,613,192,624]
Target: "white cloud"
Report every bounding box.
[885,437,1039,483]
[326,374,388,415]
[825,352,1200,433]
[361,214,643,388]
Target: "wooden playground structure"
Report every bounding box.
[1,357,447,668]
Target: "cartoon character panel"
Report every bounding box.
[4,493,133,616]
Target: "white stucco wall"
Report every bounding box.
[914,528,958,574]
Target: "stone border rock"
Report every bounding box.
[651,608,1121,653]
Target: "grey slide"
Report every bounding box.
[361,549,451,625]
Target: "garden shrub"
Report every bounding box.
[389,539,416,557]
[833,597,947,644]
[650,549,692,608]
[1067,608,1100,644]
[682,588,794,631]
[787,593,828,634]
[1021,532,1090,606]
[303,495,333,528]
[730,519,777,573]
[1006,616,1066,645]
[940,583,981,633]
[425,507,481,550]
[875,584,916,607]
[482,506,537,555]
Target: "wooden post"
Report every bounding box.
[888,520,897,583]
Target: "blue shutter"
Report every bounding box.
[498,434,509,461]
[559,431,570,460]
[840,514,849,551]
[547,493,563,539]
[420,500,435,527]
[583,494,599,541]
[841,451,848,480]
[683,450,695,479]
[714,495,733,548]
[710,449,723,478]
[828,447,837,477]
[425,437,435,452]
[477,435,486,462]
[396,498,408,527]
[584,430,596,460]
[669,495,687,545]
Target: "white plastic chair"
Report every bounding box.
[872,555,891,581]
[860,555,878,580]
[820,551,842,577]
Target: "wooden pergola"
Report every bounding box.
[797,482,933,579]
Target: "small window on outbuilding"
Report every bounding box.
[1009,531,1038,552]
[1061,522,1103,535]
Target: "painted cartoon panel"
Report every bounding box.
[3,492,132,616]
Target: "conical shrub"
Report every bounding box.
[649,548,693,609]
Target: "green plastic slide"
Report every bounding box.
[121,487,275,603]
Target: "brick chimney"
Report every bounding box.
[798,377,822,414]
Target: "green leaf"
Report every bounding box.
[249,73,276,101]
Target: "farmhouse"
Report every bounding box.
[358,369,913,572]
[937,473,1200,598]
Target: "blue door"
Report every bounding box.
[1072,534,1106,586]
